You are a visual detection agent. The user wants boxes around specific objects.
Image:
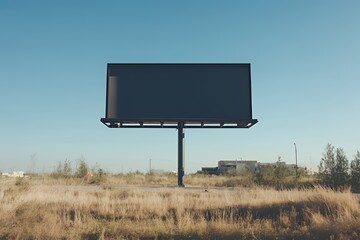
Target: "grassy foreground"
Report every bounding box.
[0,177,359,239]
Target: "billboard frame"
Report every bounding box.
[100,63,258,187]
[101,63,257,129]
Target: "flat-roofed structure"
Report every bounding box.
[218,160,258,174]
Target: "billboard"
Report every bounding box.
[101,63,257,128]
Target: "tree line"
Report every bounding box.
[319,143,360,191]
[49,144,360,191]
[255,157,306,189]
[253,143,360,191]
[51,157,106,184]
[221,143,360,191]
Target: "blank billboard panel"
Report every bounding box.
[102,63,257,128]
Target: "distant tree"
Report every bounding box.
[334,148,349,188]
[319,144,350,188]
[256,157,286,188]
[274,157,286,188]
[350,151,360,191]
[238,168,256,187]
[62,159,72,178]
[319,143,336,187]
[256,165,275,185]
[76,158,89,178]
[53,160,63,178]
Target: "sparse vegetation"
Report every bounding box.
[75,158,89,178]
[318,143,360,191]
[14,177,27,186]
[51,158,108,185]
[0,177,359,240]
[2,144,359,239]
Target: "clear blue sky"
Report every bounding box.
[1,0,359,173]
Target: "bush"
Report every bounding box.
[87,168,107,184]
[75,159,89,178]
[15,177,28,187]
[51,159,72,179]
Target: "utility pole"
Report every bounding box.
[294,143,298,184]
[149,158,152,174]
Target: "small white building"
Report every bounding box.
[2,171,25,178]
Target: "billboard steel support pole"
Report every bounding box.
[177,123,185,187]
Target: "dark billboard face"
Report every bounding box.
[105,64,253,124]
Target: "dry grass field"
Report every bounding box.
[0,176,359,240]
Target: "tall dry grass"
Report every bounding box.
[29,172,316,188]
[0,177,359,239]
